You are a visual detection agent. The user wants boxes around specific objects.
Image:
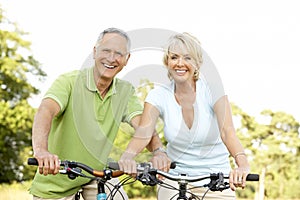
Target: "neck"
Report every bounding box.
[94,70,113,98]
[174,81,196,106]
[96,80,111,97]
[175,81,196,94]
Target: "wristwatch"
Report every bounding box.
[152,147,167,154]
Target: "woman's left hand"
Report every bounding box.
[229,166,250,191]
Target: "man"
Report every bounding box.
[30,27,168,200]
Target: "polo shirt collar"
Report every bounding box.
[86,67,117,95]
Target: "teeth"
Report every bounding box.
[176,69,187,73]
[104,64,115,69]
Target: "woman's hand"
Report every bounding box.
[229,153,250,191]
[150,150,171,180]
[118,152,137,177]
[229,166,250,191]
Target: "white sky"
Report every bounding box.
[1,0,300,122]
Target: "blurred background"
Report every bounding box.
[0,0,299,199]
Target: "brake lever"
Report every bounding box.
[215,173,229,191]
[137,163,159,186]
[205,172,229,192]
[67,167,82,180]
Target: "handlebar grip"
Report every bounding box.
[108,162,120,170]
[246,173,259,181]
[170,162,176,169]
[28,158,38,166]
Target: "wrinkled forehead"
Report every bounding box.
[97,33,129,52]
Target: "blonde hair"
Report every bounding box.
[163,32,203,80]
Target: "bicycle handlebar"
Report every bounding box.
[108,161,177,170]
[108,161,258,182]
[108,161,259,189]
[155,170,259,182]
[27,158,124,178]
[28,158,260,198]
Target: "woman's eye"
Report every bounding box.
[184,56,192,60]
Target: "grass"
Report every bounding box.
[0,182,32,200]
[1,182,299,200]
[0,181,156,200]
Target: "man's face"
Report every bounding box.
[93,33,130,80]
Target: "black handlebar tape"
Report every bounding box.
[246,174,259,181]
[28,158,39,166]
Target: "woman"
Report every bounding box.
[119,32,250,199]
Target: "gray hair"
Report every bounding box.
[96,27,131,51]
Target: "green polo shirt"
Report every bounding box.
[30,67,143,198]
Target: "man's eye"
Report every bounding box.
[115,52,123,57]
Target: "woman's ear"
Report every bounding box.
[93,46,97,59]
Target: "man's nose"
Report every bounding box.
[107,52,118,61]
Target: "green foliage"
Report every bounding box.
[0,5,46,183]
[108,79,166,198]
[232,104,300,199]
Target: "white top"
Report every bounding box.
[145,74,231,178]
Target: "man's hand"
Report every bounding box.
[34,150,60,176]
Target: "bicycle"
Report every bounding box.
[28,158,259,200]
[27,158,132,200]
[109,162,260,200]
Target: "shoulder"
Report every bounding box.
[114,78,135,91]
[150,82,173,95]
[198,74,225,107]
[146,83,173,104]
[55,70,81,82]
[61,70,81,77]
[115,78,133,87]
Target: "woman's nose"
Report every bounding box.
[176,57,184,66]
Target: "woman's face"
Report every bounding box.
[167,45,197,84]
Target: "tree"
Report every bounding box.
[0,5,46,183]
[232,104,300,199]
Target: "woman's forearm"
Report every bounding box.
[121,126,153,159]
[221,129,250,168]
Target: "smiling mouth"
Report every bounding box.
[104,64,117,69]
[175,69,187,73]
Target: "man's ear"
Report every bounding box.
[125,53,131,64]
